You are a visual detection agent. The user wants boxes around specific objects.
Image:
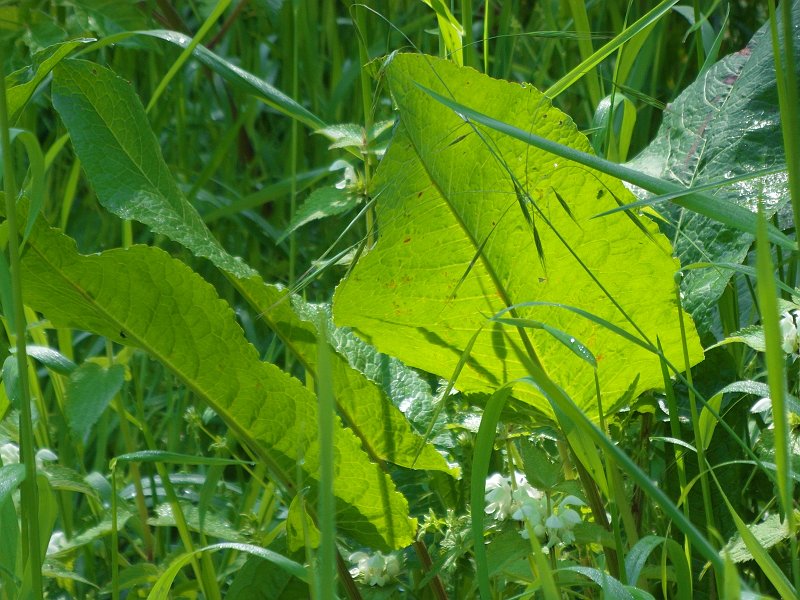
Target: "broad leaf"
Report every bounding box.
[52,56,452,476]
[65,362,125,442]
[333,54,703,418]
[626,2,800,338]
[51,59,256,280]
[18,220,415,550]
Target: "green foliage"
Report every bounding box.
[0,2,798,599]
[334,53,703,419]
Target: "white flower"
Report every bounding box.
[780,311,799,355]
[543,495,585,546]
[484,473,515,520]
[349,550,403,587]
[0,443,57,469]
[47,531,68,556]
[0,442,19,465]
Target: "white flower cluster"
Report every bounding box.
[780,310,800,356]
[348,550,403,587]
[0,441,58,468]
[485,472,584,547]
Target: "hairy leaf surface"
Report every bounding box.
[334,54,703,417]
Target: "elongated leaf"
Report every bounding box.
[334,54,703,418]
[234,279,456,475]
[51,59,255,279]
[626,2,800,338]
[18,220,415,550]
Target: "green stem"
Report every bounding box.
[0,51,43,600]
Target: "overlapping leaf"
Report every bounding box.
[334,54,703,417]
[627,1,800,338]
[18,220,415,550]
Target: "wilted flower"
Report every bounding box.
[349,550,402,586]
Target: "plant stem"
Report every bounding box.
[0,51,43,600]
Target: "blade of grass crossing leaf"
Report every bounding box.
[145,0,232,112]
[147,542,308,599]
[518,369,723,573]
[625,535,692,597]
[471,386,510,600]
[417,86,794,250]
[755,204,796,570]
[768,1,800,250]
[0,57,42,600]
[316,315,336,599]
[412,326,483,467]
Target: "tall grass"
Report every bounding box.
[0,1,796,598]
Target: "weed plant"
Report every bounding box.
[0,1,797,599]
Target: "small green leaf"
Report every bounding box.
[287,495,320,553]
[65,362,125,442]
[280,186,359,242]
[24,345,77,375]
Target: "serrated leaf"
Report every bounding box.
[721,512,799,563]
[18,221,415,550]
[333,54,703,418]
[51,59,256,280]
[280,186,359,241]
[626,3,800,338]
[234,279,456,475]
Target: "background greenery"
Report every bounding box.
[0,1,797,599]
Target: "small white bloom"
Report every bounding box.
[36,448,58,468]
[484,473,515,520]
[0,442,19,465]
[349,550,403,587]
[780,311,799,354]
[47,531,68,556]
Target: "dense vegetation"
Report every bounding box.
[0,1,798,598]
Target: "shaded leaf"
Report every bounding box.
[626,3,800,339]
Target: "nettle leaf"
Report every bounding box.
[333,54,703,419]
[51,59,256,280]
[234,278,456,475]
[19,221,415,550]
[626,2,800,339]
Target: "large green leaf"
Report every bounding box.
[333,54,703,418]
[51,59,255,280]
[18,220,415,550]
[52,55,452,476]
[626,2,799,339]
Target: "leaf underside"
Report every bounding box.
[334,54,704,418]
